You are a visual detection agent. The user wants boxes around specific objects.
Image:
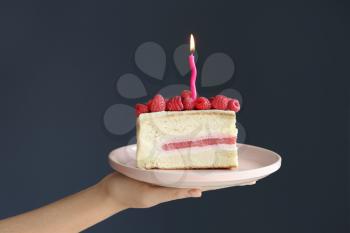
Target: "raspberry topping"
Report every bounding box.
[181,90,192,99]
[227,99,240,112]
[211,95,229,110]
[146,99,152,109]
[149,94,166,112]
[135,91,241,116]
[135,104,149,117]
[166,96,184,111]
[182,97,195,110]
[194,97,211,110]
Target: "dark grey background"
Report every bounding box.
[0,0,349,232]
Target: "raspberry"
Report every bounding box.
[182,97,195,110]
[149,94,166,112]
[194,97,211,110]
[146,99,152,109]
[211,95,229,110]
[135,103,149,117]
[209,97,215,108]
[227,99,240,112]
[181,90,192,99]
[166,96,184,111]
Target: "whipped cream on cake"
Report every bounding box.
[135,90,240,169]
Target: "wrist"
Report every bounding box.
[97,174,129,212]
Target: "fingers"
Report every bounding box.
[108,173,202,208]
[149,186,202,205]
[188,189,202,198]
[238,181,256,186]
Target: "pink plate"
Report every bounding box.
[109,144,281,190]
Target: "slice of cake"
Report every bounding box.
[135,92,240,169]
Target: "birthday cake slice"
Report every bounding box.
[135,91,240,169]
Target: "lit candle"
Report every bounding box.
[189,34,197,99]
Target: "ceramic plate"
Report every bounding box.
[109,144,281,190]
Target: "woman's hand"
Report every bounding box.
[99,172,202,209]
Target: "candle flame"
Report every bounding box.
[190,34,195,53]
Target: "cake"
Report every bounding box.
[135,91,240,169]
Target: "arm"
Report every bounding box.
[0,173,201,233]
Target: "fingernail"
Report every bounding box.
[188,189,202,198]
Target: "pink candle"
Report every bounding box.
[189,34,197,99]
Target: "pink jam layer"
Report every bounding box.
[162,137,236,151]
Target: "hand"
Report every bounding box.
[99,172,202,209]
